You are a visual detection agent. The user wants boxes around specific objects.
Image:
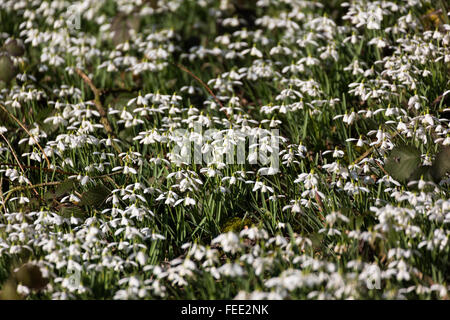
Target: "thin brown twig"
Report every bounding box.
[0,103,51,168]
[432,91,449,107]
[0,134,25,176]
[314,191,324,214]
[0,176,6,214]
[3,181,62,204]
[75,68,123,160]
[2,171,124,204]
[421,9,443,20]
[0,162,75,176]
[75,68,114,135]
[173,62,231,119]
[354,131,399,165]
[374,160,389,176]
[0,133,39,198]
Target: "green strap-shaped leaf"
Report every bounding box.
[431,146,450,182]
[3,39,25,57]
[54,179,77,198]
[0,52,17,83]
[385,145,422,183]
[80,184,111,207]
[60,205,85,218]
[111,14,141,46]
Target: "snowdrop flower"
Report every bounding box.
[252,181,274,193]
[218,263,245,277]
[294,171,318,189]
[282,200,303,214]
[212,232,241,254]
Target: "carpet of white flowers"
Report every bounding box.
[0,0,449,299]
